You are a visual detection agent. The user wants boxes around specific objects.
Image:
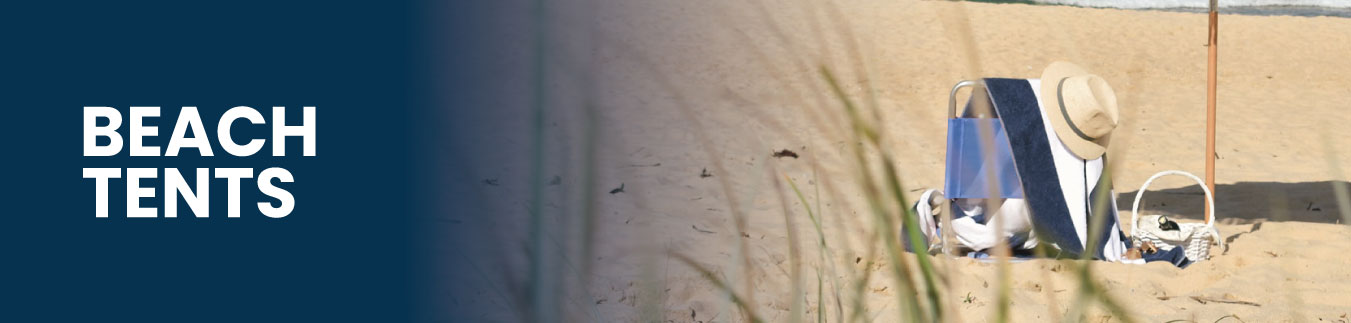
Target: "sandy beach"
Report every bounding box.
[463,1,1351,321]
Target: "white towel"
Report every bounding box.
[1029,79,1129,262]
[914,189,940,242]
[949,198,1039,251]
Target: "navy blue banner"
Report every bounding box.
[3,1,420,321]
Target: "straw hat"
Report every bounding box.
[1039,61,1120,159]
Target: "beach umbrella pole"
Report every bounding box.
[1204,0,1218,222]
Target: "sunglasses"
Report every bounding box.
[1157,216,1180,231]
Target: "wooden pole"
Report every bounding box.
[1205,0,1218,222]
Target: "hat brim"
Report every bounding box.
[1039,61,1109,160]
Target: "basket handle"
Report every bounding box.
[1130,170,1216,238]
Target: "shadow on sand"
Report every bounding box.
[1116,180,1350,225]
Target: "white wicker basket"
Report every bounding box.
[1130,170,1223,261]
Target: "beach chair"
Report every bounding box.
[943,80,1023,201]
[928,78,1133,261]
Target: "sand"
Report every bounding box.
[470,1,1351,321]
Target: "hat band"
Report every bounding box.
[1056,78,1096,141]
